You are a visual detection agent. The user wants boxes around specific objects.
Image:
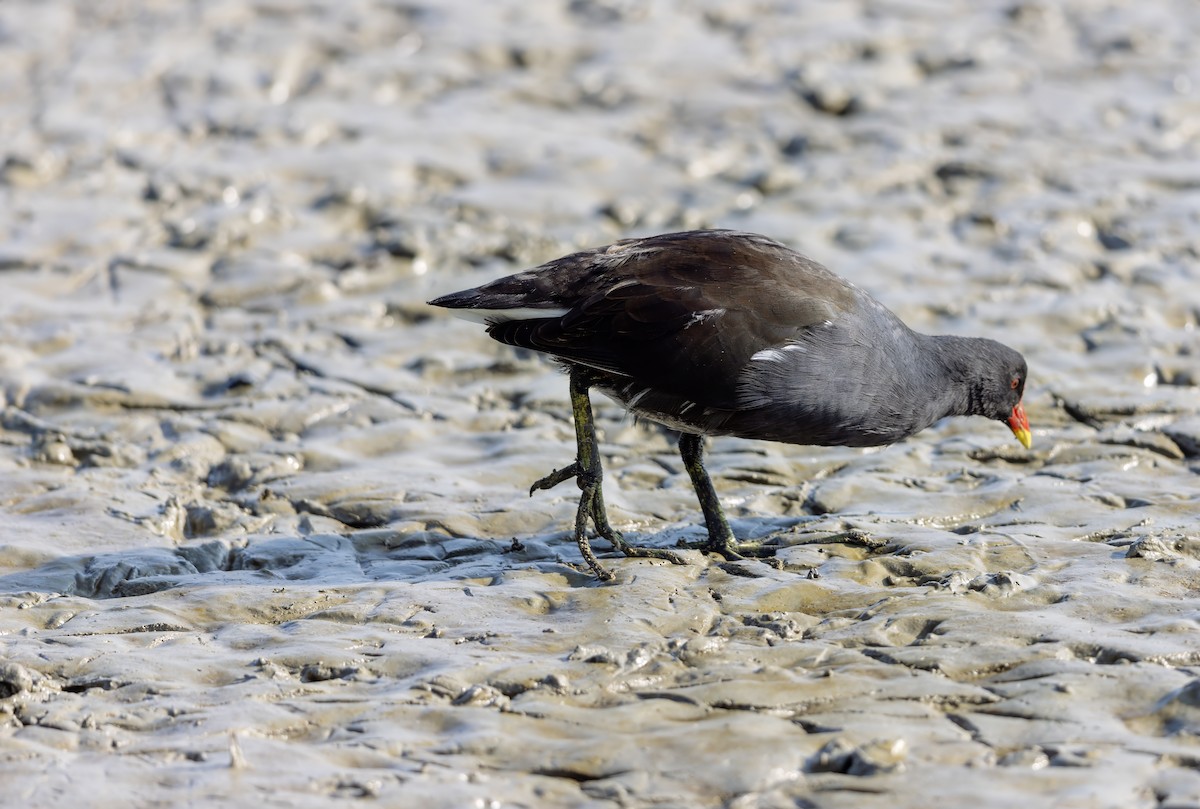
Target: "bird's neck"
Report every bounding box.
[922,334,991,419]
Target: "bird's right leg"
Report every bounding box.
[678,432,774,560]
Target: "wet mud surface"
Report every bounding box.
[1,1,1199,806]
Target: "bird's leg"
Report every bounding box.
[530,369,686,579]
[679,432,774,559]
[679,432,737,557]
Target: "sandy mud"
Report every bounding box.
[1,1,1198,806]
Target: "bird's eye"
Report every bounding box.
[1010,377,1020,390]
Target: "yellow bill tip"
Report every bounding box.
[1012,426,1032,449]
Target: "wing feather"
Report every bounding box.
[470,231,862,407]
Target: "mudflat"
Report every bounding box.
[1,2,1198,807]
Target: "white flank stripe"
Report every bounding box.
[751,343,807,363]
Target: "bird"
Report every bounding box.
[429,229,1031,580]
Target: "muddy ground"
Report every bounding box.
[1,1,1199,807]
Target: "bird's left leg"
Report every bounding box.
[530,369,686,579]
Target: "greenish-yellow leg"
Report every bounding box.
[531,370,686,580]
[679,432,775,559]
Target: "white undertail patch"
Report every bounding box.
[452,306,570,325]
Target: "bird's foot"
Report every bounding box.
[674,535,778,579]
[580,480,689,569]
[533,464,688,579]
[618,543,688,566]
[569,481,613,581]
[681,535,778,561]
[530,461,618,581]
[578,533,686,580]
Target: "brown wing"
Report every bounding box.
[482,230,860,408]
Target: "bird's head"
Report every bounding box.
[977,343,1031,449]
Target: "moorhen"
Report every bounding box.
[430,230,1031,580]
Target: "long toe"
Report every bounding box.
[619,544,689,566]
[693,536,776,560]
[530,462,581,495]
[589,514,688,567]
